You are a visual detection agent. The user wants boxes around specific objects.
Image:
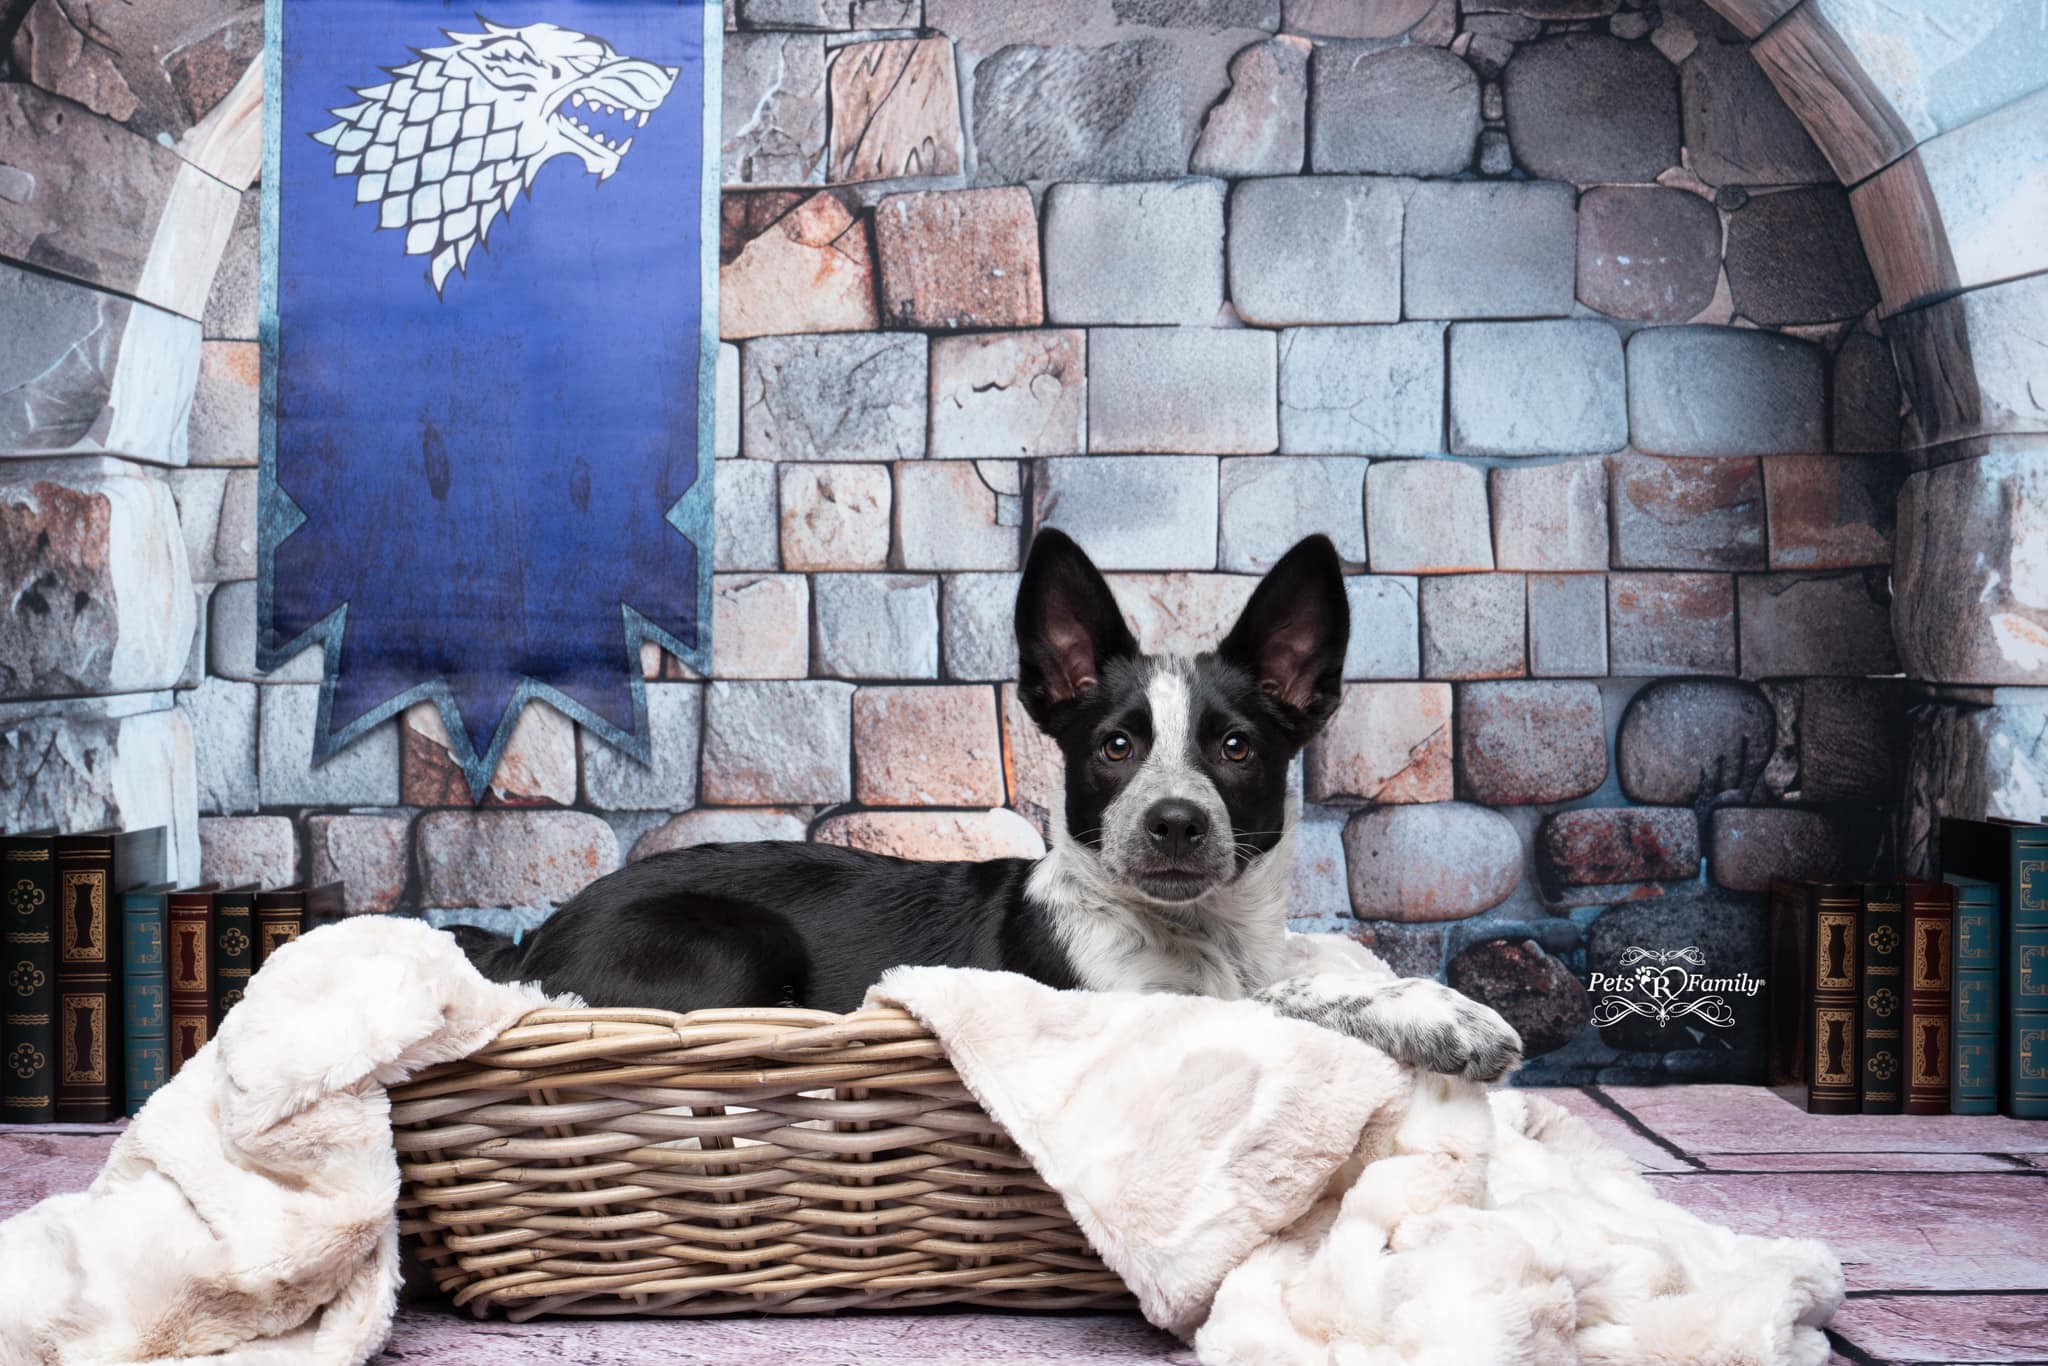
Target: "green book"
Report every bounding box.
[1946,872,2000,1115]
[1941,818,2048,1119]
[121,885,175,1117]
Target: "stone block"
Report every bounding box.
[701,680,854,804]
[1490,458,1608,572]
[304,814,411,916]
[1228,177,1402,325]
[1679,36,1832,188]
[723,33,827,185]
[0,458,197,699]
[1000,682,1063,832]
[826,37,962,183]
[1905,697,2048,873]
[1032,457,1219,571]
[1278,324,1444,457]
[1191,36,1310,177]
[718,343,740,458]
[873,187,1040,330]
[1831,331,1901,454]
[1528,573,1608,678]
[631,807,811,861]
[970,41,1189,183]
[1626,327,1824,456]
[577,684,704,810]
[177,673,256,815]
[1422,574,1526,680]
[1710,807,1873,893]
[1043,179,1226,326]
[737,0,850,28]
[1894,451,2048,684]
[1304,682,1453,804]
[719,190,878,340]
[0,84,239,320]
[1218,456,1368,572]
[941,572,1022,681]
[780,463,891,571]
[1503,33,1680,183]
[1446,938,1589,1058]
[1106,573,1257,655]
[167,467,255,583]
[853,685,1004,806]
[713,460,779,572]
[814,808,1046,861]
[1366,460,1491,574]
[0,264,200,466]
[1763,454,1897,570]
[198,815,296,890]
[7,0,260,148]
[201,189,256,341]
[1346,575,1421,680]
[1886,273,2048,451]
[257,685,400,808]
[1607,573,1737,676]
[403,700,576,808]
[1448,321,1627,457]
[1723,187,1877,326]
[929,331,1086,458]
[1738,570,1897,678]
[417,810,619,910]
[1455,680,1605,804]
[712,572,810,679]
[1616,676,1775,804]
[1575,185,1722,323]
[1403,181,1576,321]
[1344,803,1522,921]
[187,342,257,467]
[205,579,320,684]
[742,333,926,460]
[1309,43,1478,174]
[1087,328,1276,455]
[1781,676,1901,804]
[1540,807,1697,889]
[1583,883,1768,1057]
[812,573,940,677]
[0,698,198,881]
[1286,809,1350,923]
[894,461,1020,572]
[1610,452,1765,572]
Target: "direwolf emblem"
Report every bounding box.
[313,18,679,295]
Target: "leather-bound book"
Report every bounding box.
[1765,879,1813,1098]
[1901,877,1956,1115]
[1,835,59,1123]
[52,829,165,1122]
[1857,881,1905,1115]
[210,884,259,1028]
[121,884,175,1117]
[1941,818,2048,1119]
[1807,881,1863,1115]
[254,885,308,969]
[167,884,219,1078]
[1946,873,2000,1115]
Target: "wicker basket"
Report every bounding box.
[391,1005,1135,1320]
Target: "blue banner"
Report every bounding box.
[261,0,718,797]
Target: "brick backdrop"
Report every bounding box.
[5,0,2047,1086]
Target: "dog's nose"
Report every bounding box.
[1145,799,1208,858]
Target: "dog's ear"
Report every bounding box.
[1219,534,1350,745]
[1015,529,1139,733]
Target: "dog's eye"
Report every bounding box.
[1220,732,1252,763]
[1101,732,1133,763]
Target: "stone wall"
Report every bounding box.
[3,0,2045,1085]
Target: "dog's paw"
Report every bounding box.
[1254,973,1523,1082]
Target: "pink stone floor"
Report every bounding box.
[5,1087,2043,1364]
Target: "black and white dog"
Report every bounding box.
[453,531,1521,1081]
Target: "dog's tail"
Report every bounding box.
[445,922,527,982]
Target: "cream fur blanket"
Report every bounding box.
[0,918,547,1366]
[868,966,1844,1366]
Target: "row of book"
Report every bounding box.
[2,829,341,1124]
[1768,816,2044,1118]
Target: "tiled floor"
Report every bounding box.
[4,1086,2042,1364]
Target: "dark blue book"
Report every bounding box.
[121,885,175,1117]
[1946,872,2001,1115]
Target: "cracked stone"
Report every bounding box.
[1305,683,1452,805]
[1762,454,1897,570]
[1894,452,2048,684]
[723,33,827,185]
[402,700,575,808]
[1609,452,1766,571]
[1278,324,1444,456]
[971,40,1188,183]
[1680,37,1831,187]
[894,461,1020,571]
[779,463,892,571]
[8,0,260,146]
[1616,677,1775,805]
[1191,36,1310,176]
[1218,456,1367,572]
[826,36,962,183]
[719,190,879,340]
[1310,43,1479,174]
[1738,570,1898,679]
[741,333,926,460]
[929,330,1086,458]
[1491,458,1609,572]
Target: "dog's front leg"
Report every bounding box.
[1253,972,1524,1082]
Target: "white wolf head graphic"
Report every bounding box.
[313,18,679,295]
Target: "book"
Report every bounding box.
[1947,872,2001,1115]
[1940,818,2048,1119]
[121,885,175,1117]
[53,829,165,1122]
[166,884,218,1078]
[1766,879,1813,1097]
[1,835,59,1122]
[254,885,308,969]
[1902,877,1955,1115]
[210,884,259,1028]
[1857,881,1905,1115]
[1807,881,1863,1115]
[305,882,346,935]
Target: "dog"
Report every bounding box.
[452,530,1522,1081]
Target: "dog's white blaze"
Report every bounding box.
[1098,659,1232,885]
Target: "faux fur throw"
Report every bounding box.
[0,917,547,1366]
[868,966,1845,1366]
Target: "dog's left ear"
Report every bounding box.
[1219,535,1350,745]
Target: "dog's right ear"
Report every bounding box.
[1015,529,1138,733]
